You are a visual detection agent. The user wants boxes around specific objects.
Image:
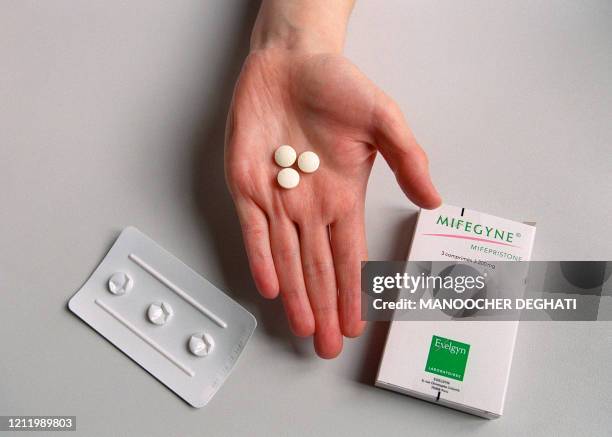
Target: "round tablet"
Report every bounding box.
[108,272,133,296]
[277,168,300,189]
[147,302,173,326]
[274,145,297,167]
[189,333,215,357]
[297,151,320,173]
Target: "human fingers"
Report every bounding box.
[330,213,367,338]
[298,222,343,359]
[269,218,316,337]
[373,94,442,209]
[234,197,280,299]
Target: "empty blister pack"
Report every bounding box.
[68,227,256,408]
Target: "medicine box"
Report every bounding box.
[376,205,536,418]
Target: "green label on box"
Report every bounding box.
[425,335,470,381]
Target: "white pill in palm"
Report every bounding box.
[277,168,300,189]
[274,145,297,167]
[297,151,320,173]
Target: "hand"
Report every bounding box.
[225,47,441,358]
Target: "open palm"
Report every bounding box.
[225,49,440,358]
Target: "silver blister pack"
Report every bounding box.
[69,227,256,407]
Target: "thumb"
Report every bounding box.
[372,93,442,209]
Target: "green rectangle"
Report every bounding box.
[425,335,470,381]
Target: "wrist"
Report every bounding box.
[251,26,343,55]
[250,0,353,55]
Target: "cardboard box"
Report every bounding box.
[376,205,536,418]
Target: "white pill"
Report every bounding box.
[297,151,320,173]
[274,145,297,167]
[277,168,300,189]
[108,272,133,295]
[189,333,215,357]
[147,302,173,326]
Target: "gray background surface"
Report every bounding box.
[1,1,611,436]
